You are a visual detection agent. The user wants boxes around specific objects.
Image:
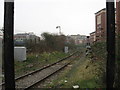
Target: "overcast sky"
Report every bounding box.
[0,0,106,36]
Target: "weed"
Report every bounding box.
[46,53,106,88]
[14,51,69,77]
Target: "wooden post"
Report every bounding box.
[106,0,116,88]
[4,0,15,89]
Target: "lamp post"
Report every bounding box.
[56,26,61,35]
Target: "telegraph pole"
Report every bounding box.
[4,0,15,89]
[106,0,115,88]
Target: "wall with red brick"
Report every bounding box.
[95,9,106,42]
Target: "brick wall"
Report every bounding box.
[95,9,106,42]
[90,31,96,44]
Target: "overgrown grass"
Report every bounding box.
[46,52,106,88]
[91,42,106,60]
[15,51,69,77]
[90,42,106,87]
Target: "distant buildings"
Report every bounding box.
[66,34,87,45]
[66,36,74,44]
[95,8,106,42]
[89,8,106,44]
[90,7,118,44]
[14,32,40,45]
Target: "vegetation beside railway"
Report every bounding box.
[15,51,69,77]
[91,42,106,87]
[13,32,79,78]
[41,45,106,88]
[15,32,76,54]
[13,32,82,78]
[91,42,106,60]
[115,34,120,88]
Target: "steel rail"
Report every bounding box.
[24,61,71,90]
[16,51,77,80]
[0,51,78,88]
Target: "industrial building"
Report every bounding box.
[95,8,106,42]
[90,31,96,44]
[90,7,117,44]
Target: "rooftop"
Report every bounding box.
[95,8,106,15]
[90,31,96,34]
[95,8,116,15]
[15,32,35,36]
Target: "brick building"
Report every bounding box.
[95,8,106,42]
[90,31,96,44]
[95,8,117,42]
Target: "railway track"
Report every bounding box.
[0,51,79,89]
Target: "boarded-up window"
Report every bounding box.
[97,15,101,25]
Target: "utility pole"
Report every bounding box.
[4,0,15,89]
[106,0,115,88]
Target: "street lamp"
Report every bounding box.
[56,26,61,35]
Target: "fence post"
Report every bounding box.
[106,0,116,88]
[4,0,15,89]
